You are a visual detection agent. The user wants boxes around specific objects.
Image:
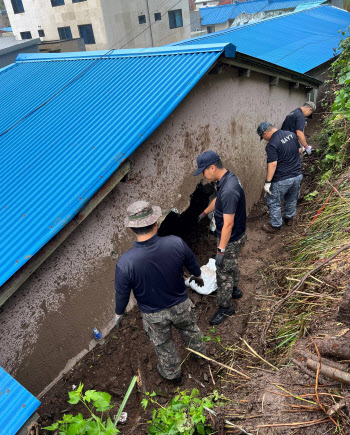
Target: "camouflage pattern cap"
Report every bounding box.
[124,200,162,228]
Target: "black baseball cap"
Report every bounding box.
[193,151,220,176]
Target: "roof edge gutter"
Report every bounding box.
[16,43,237,63]
[0,160,131,307]
[222,52,322,88]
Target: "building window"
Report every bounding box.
[78,24,95,44]
[51,0,65,6]
[138,15,146,24]
[38,29,45,37]
[20,31,32,40]
[207,25,215,33]
[58,26,72,40]
[168,9,183,29]
[154,12,161,21]
[11,0,24,14]
[72,0,87,2]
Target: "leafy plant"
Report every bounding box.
[317,29,350,171]
[141,389,217,434]
[44,376,137,434]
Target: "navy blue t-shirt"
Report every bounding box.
[266,130,301,182]
[214,171,246,243]
[281,108,305,134]
[115,234,201,314]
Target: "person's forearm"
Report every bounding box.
[296,131,308,148]
[218,224,233,250]
[266,162,277,182]
[115,292,130,315]
[204,198,216,214]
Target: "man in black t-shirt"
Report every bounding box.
[115,200,206,383]
[194,151,247,325]
[257,122,303,233]
[281,101,315,155]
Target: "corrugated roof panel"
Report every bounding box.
[0,367,40,434]
[294,0,325,11]
[0,44,235,286]
[200,1,268,24]
[174,5,350,73]
[201,4,236,24]
[261,0,325,11]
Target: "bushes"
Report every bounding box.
[317,28,350,172]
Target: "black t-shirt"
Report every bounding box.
[266,130,302,182]
[214,171,246,243]
[281,107,305,134]
[115,234,201,314]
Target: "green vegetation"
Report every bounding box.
[142,389,220,435]
[315,27,350,174]
[44,377,137,435]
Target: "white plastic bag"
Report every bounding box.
[185,258,217,295]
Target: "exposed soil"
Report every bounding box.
[37,120,350,433]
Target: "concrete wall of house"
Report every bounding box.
[4,0,189,51]
[39,37,85,53]
[100,0,190,49]
[231,9,293,27]
[0,66,307,396]
[190,10,201,32]
[307,60,333,105]
[4,0,107,50]
[0,12,10,27]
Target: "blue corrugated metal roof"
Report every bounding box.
[201,1,268,24]
[0,367,40,434]
[174,5,350,73]
[0,44,235,286]
[201,4,237,24]
[0,27,12,32]
[294,0,325,11]
[261,0,325,11]
[200,0,327,24]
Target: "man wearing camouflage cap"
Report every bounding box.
[115,200,206,384]
[281,102,316,155]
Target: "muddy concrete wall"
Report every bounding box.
[0,66,307,396]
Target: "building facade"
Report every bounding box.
[4,0,190,50]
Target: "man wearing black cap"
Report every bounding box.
[281,102,315,155]
[257,122,303,233]
[194,151,247,325]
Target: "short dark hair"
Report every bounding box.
[265,125,274,132]
[206,159,224,170]
[130,223,156,235]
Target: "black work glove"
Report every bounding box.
[197,211,207,223]
[189,276,204,287]
[215,250,225,267]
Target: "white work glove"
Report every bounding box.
[264,181,272,195]
[305,145,312,155]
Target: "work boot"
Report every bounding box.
[210,306,235,325]
[232,286,243,299]
[284,217,293,226]
[262,224,281,234]
[157,364,182,385]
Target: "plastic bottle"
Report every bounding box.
[93,328,102,340]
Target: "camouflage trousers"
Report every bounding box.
[266,174,303,228]
[216,233,247,308]
[142,298,206,380]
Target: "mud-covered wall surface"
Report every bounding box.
[0,67,308,396]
